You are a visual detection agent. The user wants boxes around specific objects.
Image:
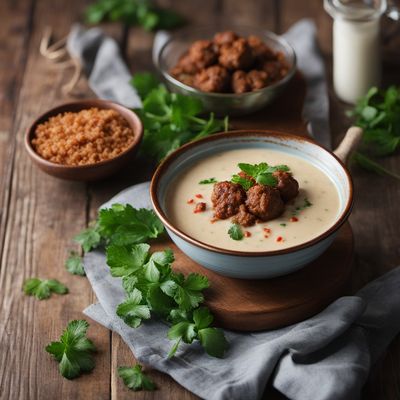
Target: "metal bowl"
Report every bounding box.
[156,26,297,116]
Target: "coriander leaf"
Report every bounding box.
[198,327,228,358]
[122,274,138,293]
[167,321,197,357]
[146,284,176,315]
[199,178,217,184]
[193,307,213,330]
[65,251,85,276]
[228,224,244,241]
[256,173,278,186]
[23,278,68,300]
[118,364,156,391]
[74,227,101,253]
[237,163,258,176]
[46,320,96,379]
[184,273,209,291]
[132,72,160,99]
[106,243,150,277]
[266,164,290,173]
[231,174,254,190]
[116,288,151,328]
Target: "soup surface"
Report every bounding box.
[165,148,341,251]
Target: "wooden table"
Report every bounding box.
[1,1,399,399]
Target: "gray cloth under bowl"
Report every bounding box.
[83,182,400,400]
[67,19,331,148]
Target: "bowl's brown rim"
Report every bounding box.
[150,130,354,257]
[25,99,143,170]
[157,27,297,98]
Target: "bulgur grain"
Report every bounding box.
[31,108,135,166]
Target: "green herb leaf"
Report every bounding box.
[116,288,151,328]
[198,327,229,358]
[231,174,254,190]
[256,173,278,186]
[45,320,96,379]
[65,251,86,276]
[199,178,217,184]
[23,278,68,300]
[228,224,244,241]
[118,364,156,391]
[131,73,160,99]
[74,227,101,253]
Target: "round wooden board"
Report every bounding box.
[152,222,354,331]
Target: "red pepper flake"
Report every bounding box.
[263,228,271,234]
[276,236,284,242]
[290,216,299,222]
[195,194,203,199]
[244,231,251,237]
[194,202,206,213]
[187,199,194,204]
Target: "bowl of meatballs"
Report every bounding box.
[156,27,296,116]
[150,130,354,279]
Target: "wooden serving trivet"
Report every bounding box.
[152,223,353,331]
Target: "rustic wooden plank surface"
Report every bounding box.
[0,1,399,399]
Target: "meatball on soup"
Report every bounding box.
[166,148,340,252]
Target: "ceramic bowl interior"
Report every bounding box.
[157,26,296,116]
[25,99,143,181]
[152,131,353,257]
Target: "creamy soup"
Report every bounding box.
[165,148,341,252]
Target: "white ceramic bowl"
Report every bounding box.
[150,130,355,279]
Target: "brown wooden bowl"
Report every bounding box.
[24,99,143,181]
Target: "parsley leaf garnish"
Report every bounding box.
[131,73,229,161]
[116,288,151,328]
[46,320,96,379]
[228,224,244,241]
[199,177,217,184]
[65,251,85,276]
[23,278,68,300]
[292,198,313,216]
[231,162,289,189]
[349,86,400,180]
[118,364,156,391]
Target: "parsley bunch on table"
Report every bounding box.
[71,203,228,359]
[131,73,229,161]
[349,86,400,180]
[85,0,184,31]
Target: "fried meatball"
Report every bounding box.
[188,40,217,69]
[261,60,283,82]
[273,171,299,202]
[214,31,238,47]
[247,35,275,61]
[247,70,268,90]
[212,181,246,219]
[232,204,257,227]
[171,53,200,76]
[194,65,230,93]
[246,184,284,221]
[231,70,251,93]
[219,38,254,70]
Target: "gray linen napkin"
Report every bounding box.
[67,19,330,148]
[83,182,400,400]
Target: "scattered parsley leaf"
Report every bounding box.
[23,278,68,300]
[280,223,287,227]
[199,178,217,184]
[198,327,229,358]
[292,198,313,216]
[45,320,96,379]
[65,251,85,276]
[118,364,156,391]
[228,224,244,241]
[74,227,101,253]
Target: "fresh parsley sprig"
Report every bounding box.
[65,251,86,276]
[231,162,290,190]
[228,224,244,241]
[349,86,400,180]
[199,178,218,185]
[23,278,68,300]
[131,73,229,161]
[46,320,96,379]
[118,364,157,391]
[85,0,184,31]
